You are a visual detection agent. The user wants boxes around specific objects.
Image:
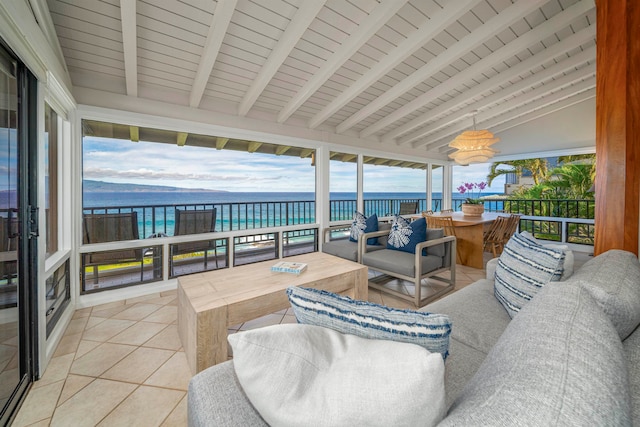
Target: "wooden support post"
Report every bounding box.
[594,0,640,256]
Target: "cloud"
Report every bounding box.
[84,167,285,183]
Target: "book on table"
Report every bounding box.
[271,261,308,275]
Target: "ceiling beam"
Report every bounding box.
[393,28,596,144]
[336,0,546,134]
[361,0,595,139]
[300,148,314,158]
[177,132,188,146]
[216,137,229,150]
[189,0,238,108]
[120,0,138,97]
[238,1,326,117]
[129,126,139,142]
[247,141,263,152]
[400,45,596,145]
[307,0,481,129]
[428,76,596,152]
[29,0,69,76]
[341,154,357,162]
[275,145,291,155]
[276,0,408,123]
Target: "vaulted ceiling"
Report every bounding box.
[45,0,596,161]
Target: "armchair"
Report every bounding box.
[361,228,456,307]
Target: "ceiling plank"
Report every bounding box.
[177,132,188,146]
[392,27,596,144]
[120,0,138,97]
[361,0,595,139]
[427,75,596,151]
[238,1,326,117]
[399,45,596,145]
[276,0,409,124]
[307,0,481,129]
[336,0,546,134]
[189,0,238,108]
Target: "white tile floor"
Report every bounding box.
[12,259,493,426]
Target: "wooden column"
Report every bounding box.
[594,0,640,256]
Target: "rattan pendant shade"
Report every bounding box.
[448,114,499,165]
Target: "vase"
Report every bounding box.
[461,203,484,217]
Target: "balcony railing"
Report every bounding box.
[80,197,595,294]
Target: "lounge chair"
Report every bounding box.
[82,212,144,287]
[171,208,219,276]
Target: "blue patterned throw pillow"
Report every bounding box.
[387,215,426,254]
[349,212,379,245]
[287,286,451,358]
[494,232,565,318]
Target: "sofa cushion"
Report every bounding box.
[362,249,442,278]
[441,284,631,426]
[349,211,378,245]
[568,249,640,340]
[387,215,426,254]
[228,324,446,427]
[520,231,574,280]
[425,278,511,354]
[494,232,565,318]
[188,361,267,427]
[624,325,640,422]
[287,286,451,357]
[442,338,489,410]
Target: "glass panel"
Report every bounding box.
[0,45,19,413]
[329,151,357,221]
[431,165,444,212]
[362,156,426,217]
[283,228,317,257]
[169,238,227,278]
[81,245,163,293]
[233,233,277,266]
[44,103,59,256]
[45,260,70,337]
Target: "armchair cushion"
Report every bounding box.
[228,324,446,427]
[387,215,426,254]
[287,286,451,358]
[349,212,379,245]
[363,249,443,278]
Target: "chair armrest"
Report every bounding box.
[322,224,350,242]
[414,236,456,276]
[358,229,391,261]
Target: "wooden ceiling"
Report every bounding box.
[46,0,596,160]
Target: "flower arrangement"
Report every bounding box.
[457,181,487,205]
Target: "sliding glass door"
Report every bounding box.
[0,42,38,425]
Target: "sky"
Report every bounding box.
[82,136,505,194]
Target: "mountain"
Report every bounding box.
[82,180,227,193]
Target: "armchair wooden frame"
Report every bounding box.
[360,229,456,307]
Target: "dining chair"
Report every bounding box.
[483,214,521,257]
[440,209,454,214]
[425,215,461,263]
[421,210,434,217]
[399,201,419,215]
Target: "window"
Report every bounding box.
[44,103,59,256]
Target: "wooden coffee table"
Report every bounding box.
[177,251,368,374]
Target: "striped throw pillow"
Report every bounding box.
[286,286,451,358]
[494,232,565,318]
